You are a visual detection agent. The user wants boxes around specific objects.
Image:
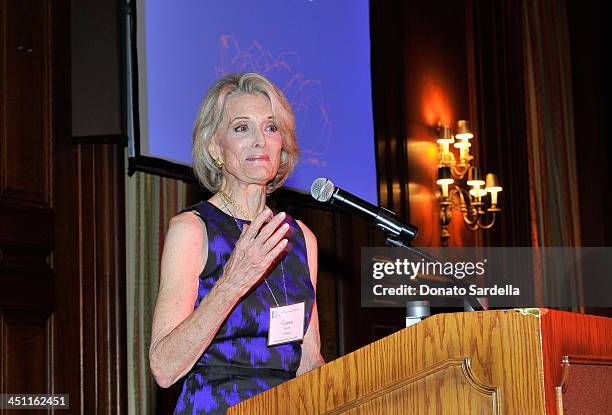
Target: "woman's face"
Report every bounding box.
[211,93,283,188]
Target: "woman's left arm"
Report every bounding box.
[296,220,326,375]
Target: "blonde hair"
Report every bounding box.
[192,73,299,194]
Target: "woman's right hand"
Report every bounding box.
[219,208,289,297]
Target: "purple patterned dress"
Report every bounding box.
[173,200,315,414]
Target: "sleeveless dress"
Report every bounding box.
[173,200,315,415]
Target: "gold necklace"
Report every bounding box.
[217,191,254,221]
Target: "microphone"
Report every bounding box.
[310,178,418,242]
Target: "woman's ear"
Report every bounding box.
[208,138,221,161]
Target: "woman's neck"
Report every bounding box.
[217,179,267,220]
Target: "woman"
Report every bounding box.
[149,73,325,414]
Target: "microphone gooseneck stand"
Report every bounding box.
[384,235,486,312]
[309,178,484,312]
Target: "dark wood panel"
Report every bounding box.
[0,311,51,394]
[0,206,54,281]
[0,0,128,412]
[0,204,53,247]
[0,0,52,208]
[0,0,58,405]
[0,274,53,312]
[77,143,127,414]
[0,245,52,278]
[45,0,83,411]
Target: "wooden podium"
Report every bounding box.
[228,309,612,414]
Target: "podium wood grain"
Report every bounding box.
[228,309,612,414]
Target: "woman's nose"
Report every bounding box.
[253,127,266,147]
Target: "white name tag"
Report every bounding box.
[267,302,305,346]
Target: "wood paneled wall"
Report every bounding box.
[1,0,63,401]
[70,0,128,411]
[1,0,127,413]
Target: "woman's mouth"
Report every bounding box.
[246,155,269,161]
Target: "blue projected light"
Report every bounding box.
[137,0,377,203]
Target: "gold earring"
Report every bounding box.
[213,157,224,169]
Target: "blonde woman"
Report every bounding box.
[149,73,324,414]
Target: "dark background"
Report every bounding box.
[0,0,607,413]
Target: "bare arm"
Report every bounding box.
[149,208,289,388]
[296,220,325,375]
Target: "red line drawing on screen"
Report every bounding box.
[215,35,332,167]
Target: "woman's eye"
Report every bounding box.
[234,124,248,133]
[266,124,278,133]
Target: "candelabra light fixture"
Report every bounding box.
[435,120,502,245]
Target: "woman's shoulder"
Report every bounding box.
[177,200,226,226]
[170,200,217,231]
[180,200,211,218]
[167,211,206,244]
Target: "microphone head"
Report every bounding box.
[310,178,335,202]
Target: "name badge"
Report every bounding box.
[268,302,305,346]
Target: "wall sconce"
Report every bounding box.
[435,120,502,245]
